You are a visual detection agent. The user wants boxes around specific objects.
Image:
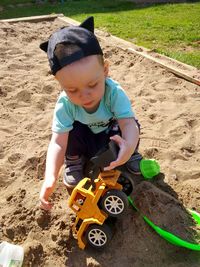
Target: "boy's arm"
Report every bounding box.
[104,118,139,171]
[39,131,68,210]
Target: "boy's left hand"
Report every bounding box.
[104,135,133,171]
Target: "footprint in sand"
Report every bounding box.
[0,87,7,97]
[187,119,198,129]
[0,145,5,159]
[7,63,31,71]
[143,147,159,158]
[42,83,55,94]
[22,153,46,179]
[149,113,157,121]
[6,189,26,204]
[8,153,22,164]
[16,90,32,103]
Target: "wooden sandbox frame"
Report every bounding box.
[1,13,200,86]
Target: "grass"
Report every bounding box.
[0,0,200,68]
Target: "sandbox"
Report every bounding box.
[0,15,200,267]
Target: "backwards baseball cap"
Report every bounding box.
[39,16,103,75]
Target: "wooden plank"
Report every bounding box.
[128,48,200,86]
[57,16,78,26]
[0,14,64,23]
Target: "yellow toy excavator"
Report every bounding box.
[68,140,160,249]
[68,141,130,249]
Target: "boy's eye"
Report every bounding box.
[67,89,77,93]
[89,82,97,88]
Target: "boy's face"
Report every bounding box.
[55,55,109,113]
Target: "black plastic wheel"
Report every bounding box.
[118,172,134,196]
[100,189,128,217]
[85,223,113,249]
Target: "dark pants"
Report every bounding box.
[66,120,121,159]
[66,119,140,160]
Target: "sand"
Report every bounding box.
[0,18,200,267]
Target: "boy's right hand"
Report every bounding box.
[39,132,68,211]
[39,178,56,211]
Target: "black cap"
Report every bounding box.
[40,16,103,75]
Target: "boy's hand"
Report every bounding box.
[39,198,53,211]
[104,135,133,171]
[38,131,68,211]
[39,178,55,211]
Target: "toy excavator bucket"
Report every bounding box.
[90,140,118,170]
[85,140,119,183]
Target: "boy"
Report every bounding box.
[39,17,142,210]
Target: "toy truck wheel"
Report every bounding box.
[118,172,134,196]
[85,224,112,249]
[100,189,128,217]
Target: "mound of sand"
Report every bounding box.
[0,18,200,266]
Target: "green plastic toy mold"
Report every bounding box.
[140,159,160,179]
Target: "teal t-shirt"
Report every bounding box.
[52,78,135,134]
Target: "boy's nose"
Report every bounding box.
[80,88,91,99]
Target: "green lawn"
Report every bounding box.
[0,0,200,68]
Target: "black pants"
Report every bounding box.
[66,120,121,159]
[66,119,140,160]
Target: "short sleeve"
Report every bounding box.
[106,79,135,119]
[52,93,74,133]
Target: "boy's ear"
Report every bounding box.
[79,16,94,33]
[39,41,49,52]
[104,59,109,77]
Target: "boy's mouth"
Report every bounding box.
[83,101,93,107]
